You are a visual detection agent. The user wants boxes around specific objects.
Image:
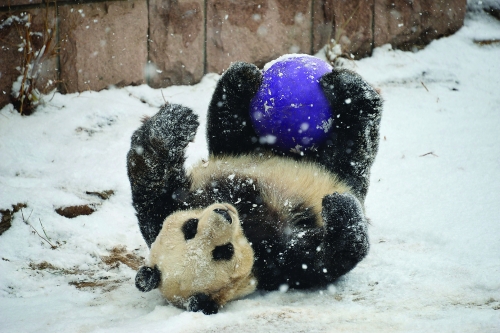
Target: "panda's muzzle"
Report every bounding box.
[199,203,239,242]
[213,208,232,224]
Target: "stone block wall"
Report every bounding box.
[374,0,467,50]
[206,0,313,73]
[0,0,466,109]
[58,1,148,93]
[148,0,204,88]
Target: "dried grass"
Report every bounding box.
[28,246,144,292]
[3,0,59,115]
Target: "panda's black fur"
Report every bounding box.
[127,62,383,314]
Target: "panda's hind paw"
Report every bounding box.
[323,192,354,216]
[321,192,369,258]
[322,193,366,233]
[222,62,262,95]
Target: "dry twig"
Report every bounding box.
[21,208,57,249]
[419,152,438,157]
[4,0,59,115]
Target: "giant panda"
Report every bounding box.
[127,62,383,315]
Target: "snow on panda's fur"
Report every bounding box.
[149,155,353,310]
[127,62,382,315]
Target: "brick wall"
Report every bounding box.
[0,0,466,109]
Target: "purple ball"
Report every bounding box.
[249,55,334,154]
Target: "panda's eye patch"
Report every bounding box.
[212,243,234,261]
[182,219,199,240]
[214,209,232,224]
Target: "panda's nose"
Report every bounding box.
[214,209,232,224]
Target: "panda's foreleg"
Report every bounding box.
[127,104,199,247]
[283,193,369,287]
[318,69,383,203]
[207,62,263,156]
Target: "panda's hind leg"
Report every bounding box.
[320,192,369,278]
[282,192,369,287]
[207,62,263,156]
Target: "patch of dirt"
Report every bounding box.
[29,261,59,271]
[474,39,500,46]
[101,246,145,271]
[68,278,125,292]
[55,190,114,218]
[0,203,27,235]
[451,297,500,310]
[75,115,118,138]
[28,246,142,293]
[55,204,96,218]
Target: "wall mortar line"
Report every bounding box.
[371,0,376,55]
[146,0,150,86]
[310,0,315,55]
[55,0,61,92]
[203,0,207,75]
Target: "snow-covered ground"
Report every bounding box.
[1,12,499,333]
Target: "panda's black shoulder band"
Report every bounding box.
[135,266,161,292]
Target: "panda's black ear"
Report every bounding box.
[135,266,161,292]
[187,293,219,315]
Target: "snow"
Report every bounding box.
[1,12,500,333]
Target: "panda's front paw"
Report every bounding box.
[320,69,382,124]
[321,193,368,254]
[187,293,219,315]
[135,266,161,292]
[146,104,199,157]
[222,62,262,96]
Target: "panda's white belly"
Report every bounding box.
[189,154,351,226]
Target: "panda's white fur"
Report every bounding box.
[190,153,351,226]
[148,153,351,308]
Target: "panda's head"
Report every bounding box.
[135,203,256,314]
